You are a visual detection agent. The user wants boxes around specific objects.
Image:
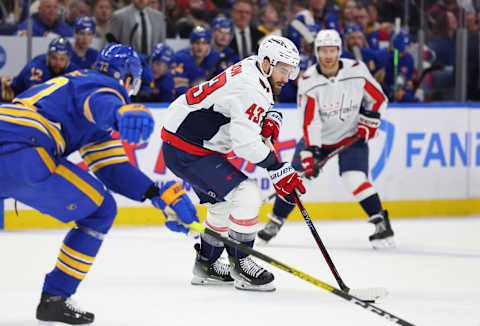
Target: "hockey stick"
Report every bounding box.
[187,222,415,326]
[263,135,360,204]
[265,138,387,302]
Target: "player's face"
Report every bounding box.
[214,28,231,48]
[152,60,168,79]
[48,52,69,75]
[94,0,113,24]
[75,30,94,49]
[191,40,210,59]
[317,46,339,69]
[268,61,294,95]
[346,31,364,49]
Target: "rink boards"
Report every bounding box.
[2,102,480,229]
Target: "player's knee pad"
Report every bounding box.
[225,179,261,234]
[76,191,117,235]
[341,170,376,201]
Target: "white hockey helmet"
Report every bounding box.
[257,35,300,80]
[314,29,342,61]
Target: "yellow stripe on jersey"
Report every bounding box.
[117,104,151,116]
[83,87,127,124]
[58,251,92,273]
[0,107,66,154]
[82,147,127,166]
[55,165,104,207]
[56,260,85,280]
[89,157,130,172]
[79,140,123,155]
[161,182,186,206]
[35,147,56,173]
[61,244,95,263]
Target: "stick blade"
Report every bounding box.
[349,287,389,302]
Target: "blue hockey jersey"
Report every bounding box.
[70,48,99,69]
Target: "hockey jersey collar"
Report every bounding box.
[315,60,343,79]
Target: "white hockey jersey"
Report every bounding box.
[163,56,274,164]
[298,58,387,148]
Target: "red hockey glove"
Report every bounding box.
[357,108,381,141]
[260,110,283,143]
[300,146,321,179]
[268,162,306,197]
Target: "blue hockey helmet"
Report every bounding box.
[343,23,363,36]
[94,43,143,96]
[211,16,233,32]
[74,16,96,33]
[190,26,211,42]
[48,37,72,55]
[150,43,174,65]
[391,29,410,52]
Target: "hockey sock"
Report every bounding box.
[272,195,296,220]
[43,227,102,298]
[225,230,255,259]
[359,193,383,216]
[200,233,225,262]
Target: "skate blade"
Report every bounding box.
[371,236,396,249]
[38,321,94,325]
[233,280,276,292]
[191,276,233,286]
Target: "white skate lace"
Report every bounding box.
[239,257,265,278]
[65,298,87,315]
[212,258,231,276]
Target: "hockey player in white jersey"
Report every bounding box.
[258,29,395,249]
[161,35,305,291]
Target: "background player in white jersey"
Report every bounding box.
[161,35,305,291]
[258,30,395,249]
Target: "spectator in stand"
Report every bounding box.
[0,0,29,35]
[342,23,384,81]
[71,16,99,69]
[353,3,381,49]
[377,0,420,37]
[148,0,160,10]
[162,0,182,38]
[150,43,175,102]
[17,0,73,37]
[257,3,281,37]
[308,0,340,31]
[171,26,221,98]
[109,0,166,55]
[466,11,478,32]
[176,0,210,38]
[428,0,464,21]
[377,30,418,102]
[287,0,313,50]
[3,37,78,100]
[428,10,456,67]
[338,0,357,30]
[92,0,113,44]
[229,0,264,59]
[210,16,239,71]
[64,0,91,28]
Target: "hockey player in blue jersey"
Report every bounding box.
[0,43,199,325]
[71,16,99,69]
[171,26,221,98]
[6,37,78,99]
[341,23,384,80]
[210,16,240,72]
[150,43,175,102]
[376,30,418,102]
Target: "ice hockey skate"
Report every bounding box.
[229,255,275,291]
[257,214,284,243]
[191,244,234,285]
[368,210,395,249]
[36,291,94,325]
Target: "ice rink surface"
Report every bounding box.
[1,216,479,326]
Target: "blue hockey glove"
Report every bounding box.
[150,181,199,234]
[115,104,154,144]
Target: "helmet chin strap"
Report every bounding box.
[259,58,274,78]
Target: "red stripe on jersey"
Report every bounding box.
[353,182,372,196]
[229,215,258,226]
[364,80,384,112]
[161,128,226,157]
[303,95,316,147]
[205,220,229,233]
